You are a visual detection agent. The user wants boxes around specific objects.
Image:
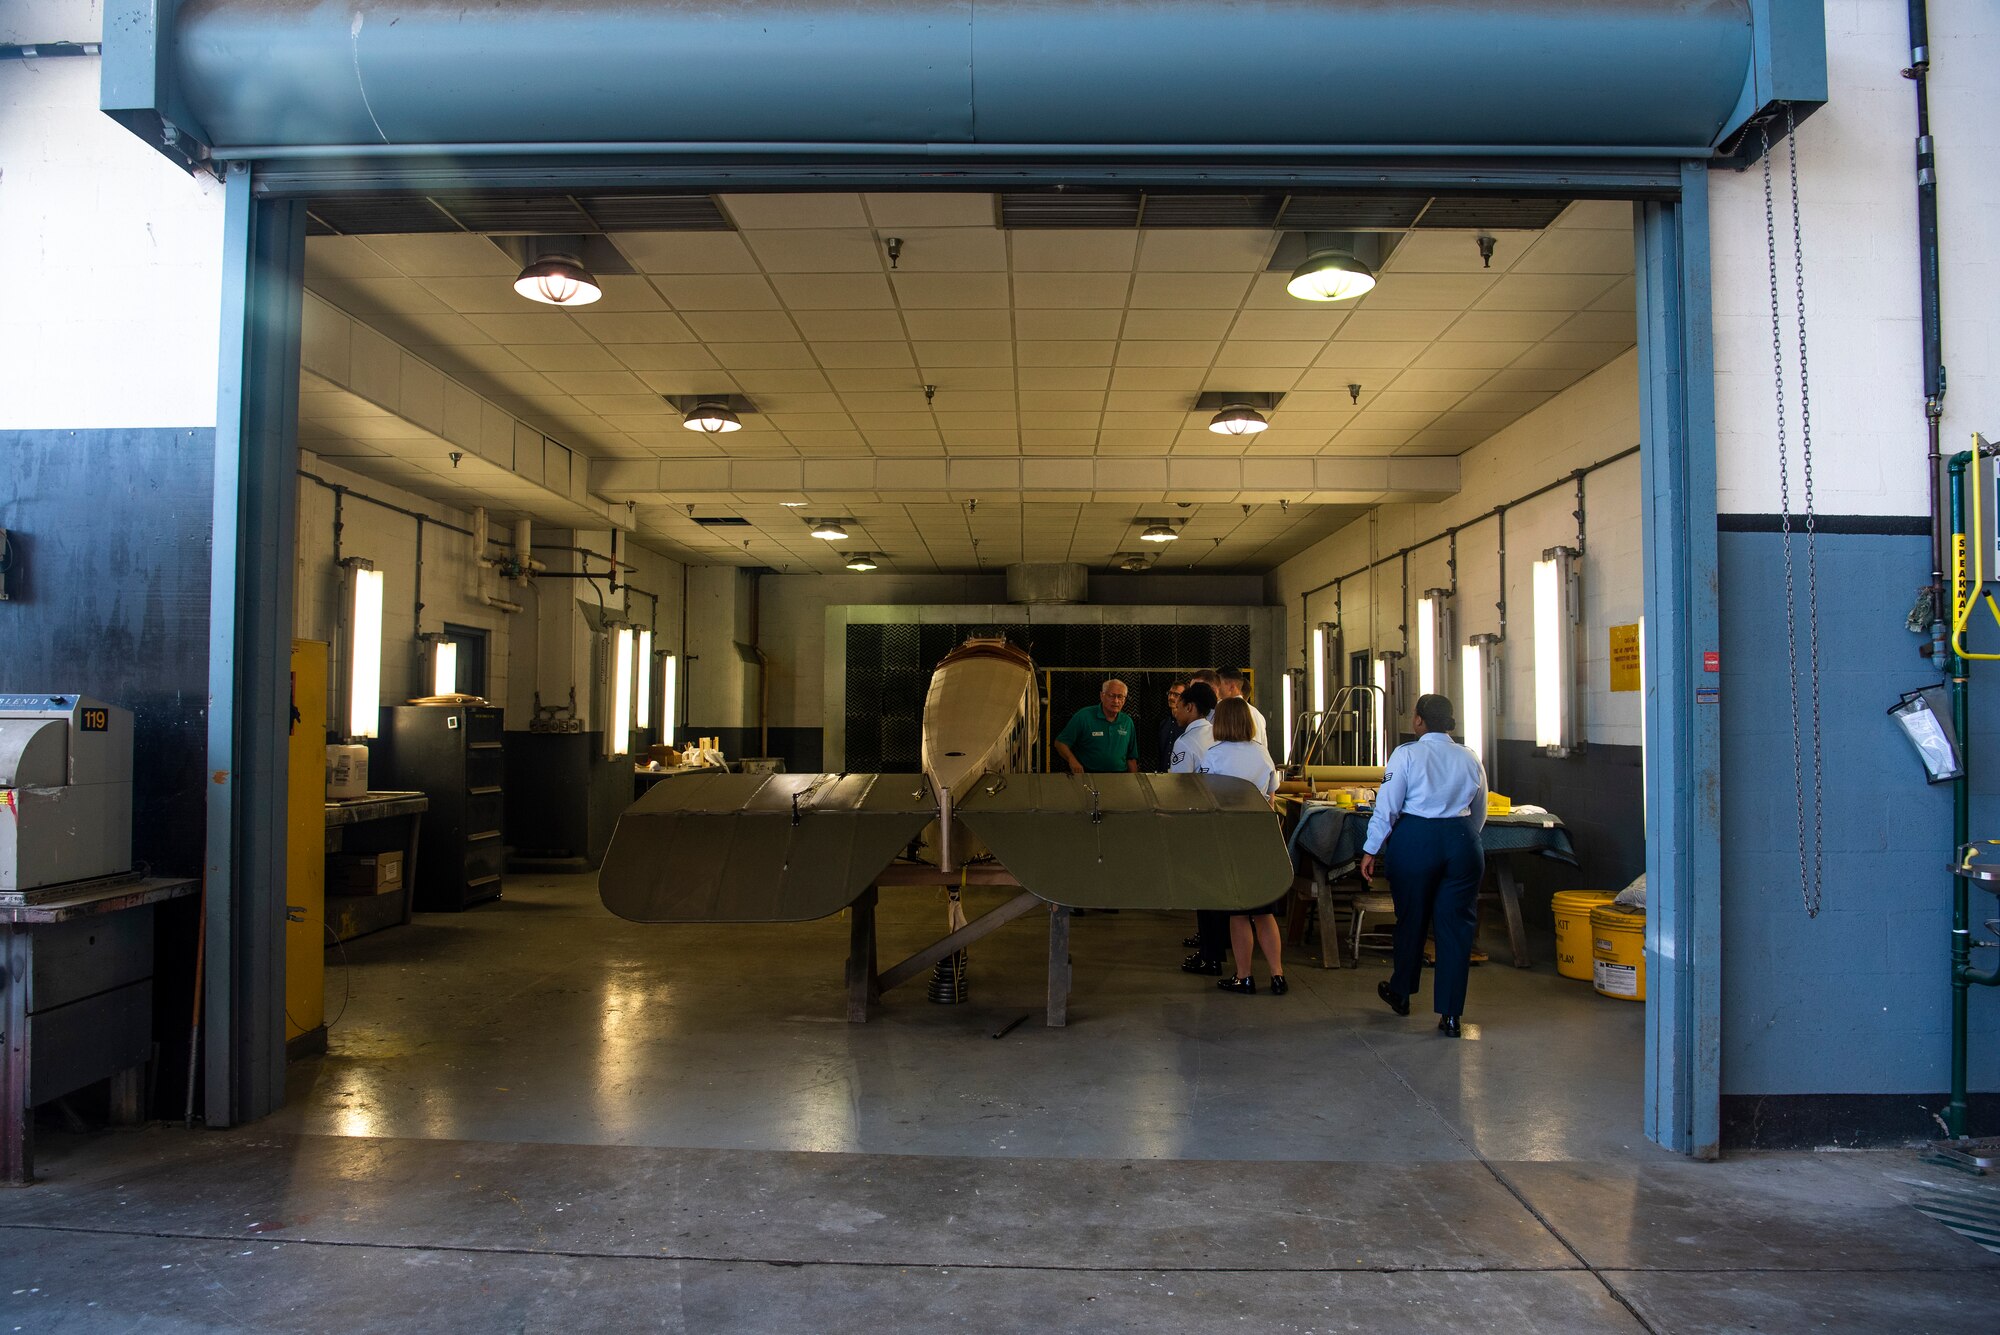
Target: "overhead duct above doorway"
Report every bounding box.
[115,0,1822,164]
[1007,564,1087,605]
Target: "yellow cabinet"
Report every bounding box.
[286,640,327,1051]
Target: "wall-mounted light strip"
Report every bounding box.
[1533,546,1584,756]
[1462,633,1502,784]
[430,638,458,696]
[660,653,678,746]
[1416,587,1454,698]
[1281,671,1295,765]
[635,629,653,730]
[607,625,635,758]
[1373,650,1403,765]
[343,559,384,740]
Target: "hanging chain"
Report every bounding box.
[1764,115,1823,918]
[1789,104,1824,912]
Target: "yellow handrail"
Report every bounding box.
[1951,442,2000,661]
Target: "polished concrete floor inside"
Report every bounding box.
[6,872,1998,1332]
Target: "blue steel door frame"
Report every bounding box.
[209,158,1722,1150]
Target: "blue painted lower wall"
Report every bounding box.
[1719,527,2000,1140]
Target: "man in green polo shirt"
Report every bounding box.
[1054,678,1140,775]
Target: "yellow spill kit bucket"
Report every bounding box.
[1552,890,1616,980]
[1590,904,1646,1001]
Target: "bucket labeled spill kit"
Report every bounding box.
[1552,890,1616,981]
[1590,903,1646,1001]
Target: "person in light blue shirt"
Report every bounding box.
[1167,681,1217,774]
[1359,693,1489,1036]
[1198,697,1289,995]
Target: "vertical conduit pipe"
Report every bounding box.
[1910,0,1947,603]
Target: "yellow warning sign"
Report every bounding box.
[1609,623,1641,692]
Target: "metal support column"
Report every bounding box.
[205,163,307,1126]
[1636,162,1725,1158]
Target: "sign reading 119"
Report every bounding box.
[80,708,109,732]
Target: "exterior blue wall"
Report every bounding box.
[1719,526,2000,1137]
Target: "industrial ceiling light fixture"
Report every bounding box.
[1118,554,1150,572]
[1287,245,1376,303]
[1207,403,1270,436]
[513,252,602,306]
[1139,523,1180,543]
[681,401,742,434]
[844,552,879,571]
[809,519,850,541]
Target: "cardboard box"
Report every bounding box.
[330,850,403,896]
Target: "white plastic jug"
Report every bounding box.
[326,744,369,799]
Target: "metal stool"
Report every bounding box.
[1350,890,1398,960]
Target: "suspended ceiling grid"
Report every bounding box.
[300,193,1636,572]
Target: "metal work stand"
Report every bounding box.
[844,863,1072,1027]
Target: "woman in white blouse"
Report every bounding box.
[1197,697,1287,995]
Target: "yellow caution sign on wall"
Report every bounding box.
[1609,623,1641,692]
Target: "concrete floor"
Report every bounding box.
[4,872,1998,1332]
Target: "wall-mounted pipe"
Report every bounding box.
[1909,0,1947,599]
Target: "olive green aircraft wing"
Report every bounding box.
[599,771,935,923]
[955,773,1294,911]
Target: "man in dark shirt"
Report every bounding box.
[1156,681,1185,772]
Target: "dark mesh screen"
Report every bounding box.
[842,621,1252,772]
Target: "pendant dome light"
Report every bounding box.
[809,519,850,541]
[1286,246,1376,303]
[1119,554,1150,572]
[1207,403,1271,436]
[1139,523,1180,543]
[681,402,742,434]
[844,552,879,571]
[513,253,602,306]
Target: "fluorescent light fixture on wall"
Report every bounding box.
[1416,587,1454,697]
[635,629,652,729]
[1281,671,1296,765]
[1533,546,1585,756]
[1373,650,1403,765]
[660,653,679,746]
[342,559,385,740]
[607,624,636,758]
[426,635,458,697]
[1311,622,1336,715]
[1462,633,1502,784]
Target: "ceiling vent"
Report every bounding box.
[307,193,733,237]
[691,516,752,527]
[1006,563,1088,604]
[998,191,1571,233]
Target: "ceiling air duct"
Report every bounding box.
[1006,563,1087,605]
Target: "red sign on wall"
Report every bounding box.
[1702,651,1720,673]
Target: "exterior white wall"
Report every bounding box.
[294,452,518,730]
[0,4,224,430]
[1711,2,1993,517]
[1269,351,1643,747]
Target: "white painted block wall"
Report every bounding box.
[1269,351,1645,748]
[0,1,223,431]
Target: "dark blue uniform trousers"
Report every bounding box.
[1384,814,1485,1017]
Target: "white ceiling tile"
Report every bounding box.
[1360,272,1500,311]
[869,430,947,452]
[767,412,859,431]
[1337,309,1456,342]
[1136,230,1274,271]
[720,193,869,228]
[924,389,1016,411]
[1589,277,1637,312]
[1018,340,1116,367]
[743,228,883,273]
[730,370,833,393]
[1303,344,1427,374]
[1127,272,1251,308]
[306,236,402,279]
[1508,341,1624,370]
[1121,308,1235,341]
[1473,272,1623,311]
[1547,312,1637,343]
[892,272,1011,308]
[826,368,928,392]
[1227,308,1349,341]
[1019,390,1106,413]
[1012,272,1131,308]
[1101,410,1187,429]
[788,307,908,339]
[1015,309,1121,341]
[465,312,594,344]
[543,370,650,396]
[1115,340,1217,367]
[653,274,782,310]
[1384,367,1491,393]
[851,412,936,431]
[1213,341,1321,368]
[633,367,733,394]
[814,342,916,369]
[863,193,997,228]
[1456,389,1555,414]
[1441,309,1570,342]
[570,311,697,343]
[749,392,844,413]
[1382,229,1529,275]
[1479,366,1590,393]
[1018,366,1110,391]
[900,308,1009,341]
[612,232,760,274]
[1021,429,1099,450]
[682,310,801,342]
[359,234,516,278]
[1552,199,1637,230]
[785,431,870,452]
[1009,229,1140,271]
[940,430,1022,452]
[842,390,938,413]
[574,394,675,417]
[1512,226,1635,276]
[888,228,1009,271]
[1110,367,1207,391]
[1019,411,1100,431]
[1409,341,1535,370]
[514,343,629,372]
[608,344,724,371]
[915,341,1015,367]
[933,410,1017,430]
[927,367,1016,390]
[710,342,821,369]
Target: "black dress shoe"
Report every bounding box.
[1181,953,1223,975]
[1377,980,1410,1016]
[1438,1015,1462,1038]
[1182,935,1203,949]
[1218,975,1255,995]
[1269,975,1289,996]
